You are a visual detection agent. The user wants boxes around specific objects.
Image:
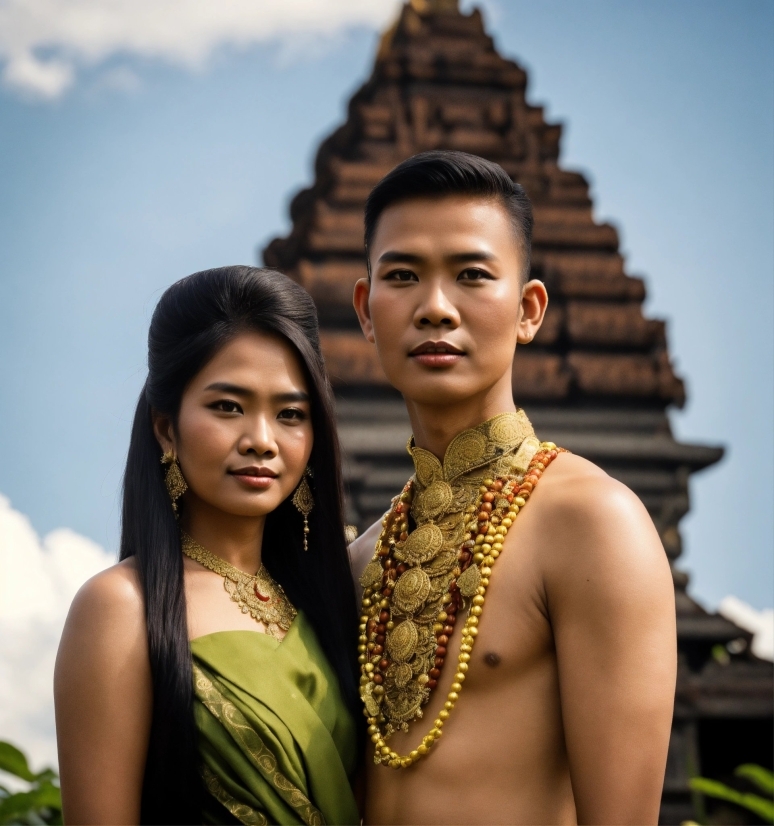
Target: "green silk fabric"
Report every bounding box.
[191,612,359,826]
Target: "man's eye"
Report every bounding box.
[278,407,308,421]
[385,269,417,282]
[211,400,242,414]
[458,268,493,281]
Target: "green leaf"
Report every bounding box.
[690,777,774,823]
[736,764,774,795]
[0,743,35,782]
[0,789,40,823]
[0,783,62,824]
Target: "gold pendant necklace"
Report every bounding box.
[181,533,297,640]
[357,412,567,768]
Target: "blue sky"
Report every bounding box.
[0,0,772,610]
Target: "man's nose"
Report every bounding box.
[414,282,461,328]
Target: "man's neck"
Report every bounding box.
[404,378,517,460]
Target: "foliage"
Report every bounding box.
[690,764,774,824]
[0,743,62,825]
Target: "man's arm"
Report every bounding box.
[348,518,383,594]
[541,456,676,825]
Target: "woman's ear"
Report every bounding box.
[517,279,549,345]
[152,411,176,456]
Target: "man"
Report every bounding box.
[349,151,676,825]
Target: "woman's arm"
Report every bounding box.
[54,560,152,825]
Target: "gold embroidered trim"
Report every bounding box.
[194,664,325,826]
[202,764,268,826]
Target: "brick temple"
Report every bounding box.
[263,1,773,821]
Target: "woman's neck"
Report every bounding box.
[180,495,266,574]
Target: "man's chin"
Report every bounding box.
[388,369,488,407]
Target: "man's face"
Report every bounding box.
[355,195,532,407]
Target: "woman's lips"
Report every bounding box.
[229,469,277,489]
[231,474,275,489]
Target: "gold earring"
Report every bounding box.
[292,467,314,552]
[161,450,188,516]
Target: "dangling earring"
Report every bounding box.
[292,467,314,551]
[161,450,188,516]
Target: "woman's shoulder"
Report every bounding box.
[63,558,146,646]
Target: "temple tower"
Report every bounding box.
[263,2,773,821]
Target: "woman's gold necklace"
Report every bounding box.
[181,533,296,640]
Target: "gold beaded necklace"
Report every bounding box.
[181,533,296,640]
[358,414,565,769]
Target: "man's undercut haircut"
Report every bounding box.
[364,150,534,280]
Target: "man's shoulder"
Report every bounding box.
[530,451,665,576]
[349,518,384,584]
[535,451,644,527]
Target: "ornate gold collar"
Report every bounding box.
[408,410,539,486]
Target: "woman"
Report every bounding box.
[54,266,361,825]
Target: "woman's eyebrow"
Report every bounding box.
[203,382,252,395]
[203,384,309,404]
[272,391,310,403]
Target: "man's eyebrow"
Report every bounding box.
[377,250,425,264]
[446,251,498,263]
[376,250,497,264]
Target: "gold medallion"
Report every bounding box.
[393,662,413,687]
[488,412,532,446]
[412,448,441,487]
[444,429,487,478]
[414,480,453,520]
[392,567,432,614]
[383,679,425,725]
[401,523,444,565]
[359,559,383,589]
[386,619,419,662]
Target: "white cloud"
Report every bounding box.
[0,494,114,771]
[0,0,401,99]
[719,595,774,662]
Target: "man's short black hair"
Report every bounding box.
[364,150,533,280]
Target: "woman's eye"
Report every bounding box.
[211,400,242,414]
[385,269,417,282]
[458,268,493,281]
[278,407,308,421]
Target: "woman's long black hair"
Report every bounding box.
[119,266,360,825]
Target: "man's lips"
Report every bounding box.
[229,467,278,489]
[409,340,465,367]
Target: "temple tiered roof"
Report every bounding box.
[263,3,772,821]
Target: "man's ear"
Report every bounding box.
[152,411,176,456]
[353,277,375,344]
[517,280,549,344]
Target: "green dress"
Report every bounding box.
[191,612,359,826]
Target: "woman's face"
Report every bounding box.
[156,330,313,520]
